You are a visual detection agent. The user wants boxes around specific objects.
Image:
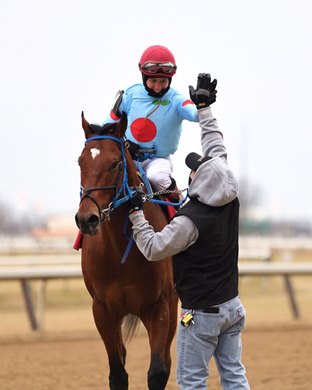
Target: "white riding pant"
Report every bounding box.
[141,156,174,191]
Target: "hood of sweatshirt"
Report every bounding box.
[187,156,238,207]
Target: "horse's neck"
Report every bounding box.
[126,157,143,188]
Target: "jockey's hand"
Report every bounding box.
[129,187,144,214]
[189,73,217,109]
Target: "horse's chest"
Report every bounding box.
[93,271,160,307]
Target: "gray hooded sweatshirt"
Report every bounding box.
[129,106,238,261]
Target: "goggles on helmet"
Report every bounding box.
[139,62,177,75]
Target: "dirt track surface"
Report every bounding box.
[1,273,312,389]
[1,325,312,390]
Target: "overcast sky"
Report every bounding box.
[1,0,311,223]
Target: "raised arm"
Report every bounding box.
[189,73,227,160]
[187,73,238,206]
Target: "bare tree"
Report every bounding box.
[0,198,46,235]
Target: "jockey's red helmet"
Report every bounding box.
[139,45,177,77]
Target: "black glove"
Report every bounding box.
[129,186,144,214]
[189,73,217,109]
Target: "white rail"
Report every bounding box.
[239,262,312,275]
[0,265,82,280]
[1,258,312,330]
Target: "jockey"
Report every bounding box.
[103,45,201,205]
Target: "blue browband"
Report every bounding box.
[85,135,121,144]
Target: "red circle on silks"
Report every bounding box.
[130,118,157,142]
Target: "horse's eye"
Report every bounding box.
[111,160,119,170]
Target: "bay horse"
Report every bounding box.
[75,113,178,390]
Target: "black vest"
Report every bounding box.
[173,197,239,308]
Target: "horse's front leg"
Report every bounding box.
[92,298,128,390]
[164,293,178,374]
[141,299,173,390]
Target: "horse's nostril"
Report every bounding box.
[88,214,100,227]
[75,212,99,234]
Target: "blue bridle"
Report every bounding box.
[80,134,188,222]
[80,135,136,222]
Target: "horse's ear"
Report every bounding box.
[81,111,92,139]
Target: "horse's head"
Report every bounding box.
[75,112,133,235]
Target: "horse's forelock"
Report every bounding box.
[99,123,116,135]
[96,114,127,137]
